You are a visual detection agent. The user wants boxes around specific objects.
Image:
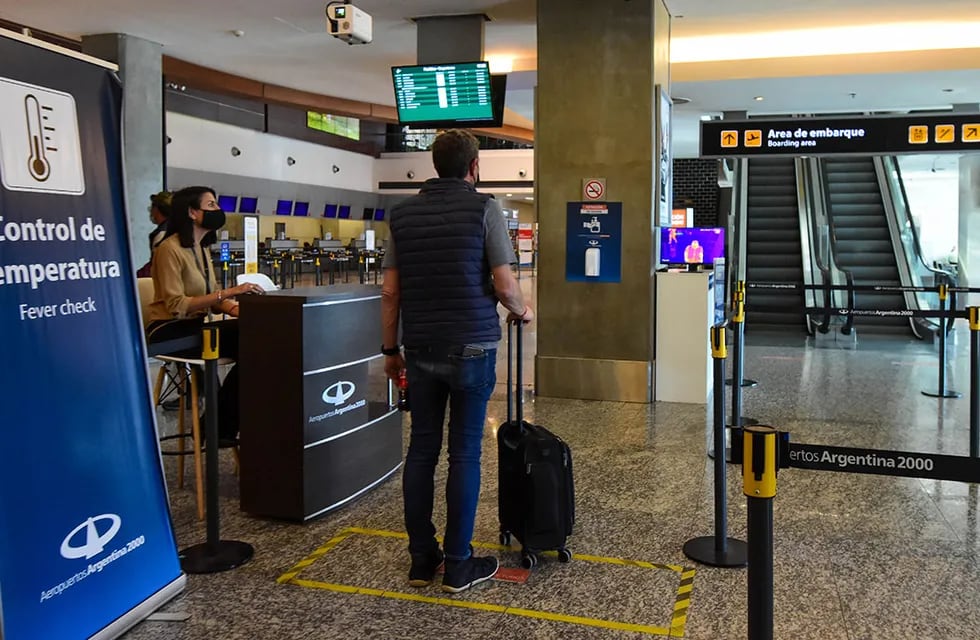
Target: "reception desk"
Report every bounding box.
[238,285,402,521]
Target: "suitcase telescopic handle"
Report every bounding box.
[507,319,523,425]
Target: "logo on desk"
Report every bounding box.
[322,381,356,406]
[60,514,121,560]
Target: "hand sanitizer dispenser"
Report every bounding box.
[585,247,601,277]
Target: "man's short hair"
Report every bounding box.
[431,129,480,179]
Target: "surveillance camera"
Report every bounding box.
[287,156,296,166]
[407,170,415,179]
[231,146,242,157]
[326,3,373,45]
[332,165,341,174]
[518,169,527,178]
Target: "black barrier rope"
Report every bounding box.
[785,441,980,483]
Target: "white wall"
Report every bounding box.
[166,113,375,192]
[375,149,535,195]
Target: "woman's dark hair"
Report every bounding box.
[150,191,172,218]
[166,186,216,248]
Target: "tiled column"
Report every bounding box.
[535,0,671,402]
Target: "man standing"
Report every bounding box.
[381,129,533,594]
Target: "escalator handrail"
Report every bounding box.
[817,158,859,319]
[798,158,833,334]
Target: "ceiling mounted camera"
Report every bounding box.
[326,2,373,45]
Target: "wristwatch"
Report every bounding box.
[381,344,401,356]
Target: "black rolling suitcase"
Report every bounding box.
[497,320,574,569]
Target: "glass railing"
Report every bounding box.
[877,156,955,316]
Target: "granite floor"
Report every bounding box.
[125,279,980,640]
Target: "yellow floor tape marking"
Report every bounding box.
[292,578,672,635]
[669,569,697,637]
[278,527,696,638]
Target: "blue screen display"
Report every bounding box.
[660,227,726,265]
[323,204,338,218]
[373,208,386,221]
[338,205,351,219]
[217,195,237,212]
[294,202,310,217]
[239,197,258,213]
[276,200,293,215]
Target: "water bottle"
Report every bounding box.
[397,371,410,412]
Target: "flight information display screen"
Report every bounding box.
[392,61,494,127]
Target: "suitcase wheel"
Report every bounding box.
[558,548,572,563]
[521,551,538,569]
[499,531,512,546]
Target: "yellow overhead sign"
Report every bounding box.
[721,130,738,148]
[935,125,955,143]
[908,126,929,144]
[744,130,762,147]
[964,124,980,142]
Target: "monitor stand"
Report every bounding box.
[685,264,703,273]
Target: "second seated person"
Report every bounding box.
[145,186,264,444]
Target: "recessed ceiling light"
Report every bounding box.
[524,197,534,201]
[754,96,765,101]
[506,193,513,197]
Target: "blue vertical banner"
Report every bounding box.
[565,202,623,283]
[0,32,184,639]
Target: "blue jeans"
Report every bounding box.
[402,347,496,562]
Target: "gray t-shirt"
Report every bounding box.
[381,197,516,269]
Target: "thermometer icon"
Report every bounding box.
[25,94,51,182]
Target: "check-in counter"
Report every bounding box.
[238,284,402,521]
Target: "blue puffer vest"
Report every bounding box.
[389,178,501,347]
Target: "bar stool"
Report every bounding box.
[138,278,238,521]
[152,354,237,521]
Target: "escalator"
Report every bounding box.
[823,157,909,331]
[744,158,806,330]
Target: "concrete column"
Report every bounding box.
[416,15,486,65]
[81,33,163,270]
[535,0,671,402]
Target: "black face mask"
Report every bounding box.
[200,208,226,230]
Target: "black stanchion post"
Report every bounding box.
[728,281,759,389]
[221,261,228,290]
[315,257,322,286]
[179,327,254,574]
[743,425,778,640]
[683,325,748,567]
[923,284,961,399]
[729,286,759,462]
[971,307,980,458]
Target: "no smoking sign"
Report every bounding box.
[582,178,606,201]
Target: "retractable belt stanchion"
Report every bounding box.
[179,326,255,574]
[683,325,748,567]
[922,283,961,399]
[729,287,759,462]
[221,261,229,290]
[315,257,323,286]
[728,281,758,389]
[971,307,980,458]
[743,425,778,640]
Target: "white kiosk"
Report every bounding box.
[655,271,715,403]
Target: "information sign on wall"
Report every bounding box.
[565,202,622,283]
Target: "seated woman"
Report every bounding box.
[145,186,264,443]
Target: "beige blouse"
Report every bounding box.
[146,234,218,324]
